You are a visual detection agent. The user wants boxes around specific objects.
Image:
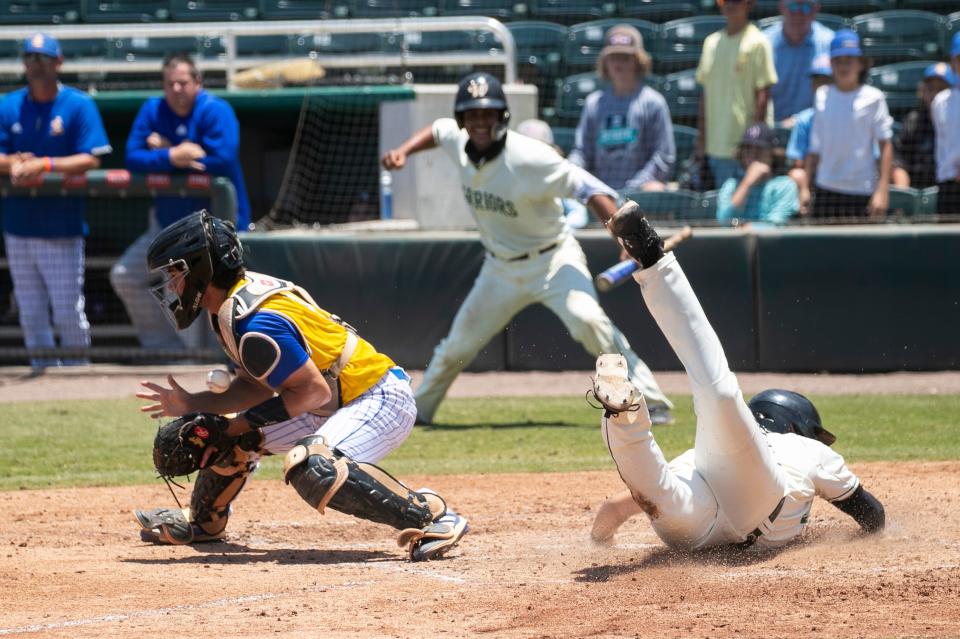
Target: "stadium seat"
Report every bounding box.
[0,39,20,60]
[259,0,336,20]
[658,15,727,74]
[672,124,697,175]
[348,0,437,18]
[291,31,385,56]
[619,188,706,221]
[81,0,169,22]
[659,68,700,124]
[867,60,938,116]
[439,0,527,20]
[554,71,607,124]
[551,125,576,156]
[508,21,567,107]
[109,36,200,61]
[851,11,945,65]
[751,1,783,18]
[236,35,292,57]
[384,29,492,53]
[757,13,848,33]
[887,186,919,217]
[197,36,225,59]
[529,0,615,25]
[894,0,954,13]
[564,19,660,74]
[170,0,258,21]
[619,0,699,22]
[700,189,718,217]
[0,0,79,23]
[919,186,938,216]
[59,38,110,59]
[814,0,892,17]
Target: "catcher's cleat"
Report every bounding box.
[591,354,644,416]
[607,200,664,269]
[134,507,226,545]
[397,489,469,561]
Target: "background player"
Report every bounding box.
[589,201,885,550]
[133,211,468,561]
[381,72,672,426]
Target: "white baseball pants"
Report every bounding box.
[4,233,90,368]
[602,253,787,549]
[416,234,669,423]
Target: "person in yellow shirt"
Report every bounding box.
[132,211,468,561]
[696,0,778,188]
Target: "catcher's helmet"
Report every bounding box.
[147,210,243,329]
[454,72,510,137]
[748,389,836,446]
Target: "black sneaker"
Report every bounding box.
[608,200,664,269]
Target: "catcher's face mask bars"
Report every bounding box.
[150,259,190,323]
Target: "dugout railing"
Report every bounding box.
[0,170,237,365]
[0,17,517,89]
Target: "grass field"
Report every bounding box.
[1,393,957,491]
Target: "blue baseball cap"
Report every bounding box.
[951,32,960,59]
[809,53,832,77]
[23,33,61,59]
[830,29,862,59]
[925,62,958,87]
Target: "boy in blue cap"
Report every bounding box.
[893,62,956,190]
[803,29,892,219]
[931,34,960,216]
[0,33,112,369]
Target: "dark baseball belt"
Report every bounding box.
[490,241,559,262]
[734,496,786,550]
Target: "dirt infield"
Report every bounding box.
[0,463,958,638]
[1,368,959,638]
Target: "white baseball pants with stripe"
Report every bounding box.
[4,233,90,368]
[602,252,787,549]
[416,234,670,423]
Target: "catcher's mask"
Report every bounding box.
[147,210,243,330]
[454,72,510,140]
[748,388,837,446]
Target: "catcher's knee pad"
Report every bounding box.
[190,445,259,538]
[283,435,443,530]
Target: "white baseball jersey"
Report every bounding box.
[414,118,670,424]
[433,118,604,258]
[603,252,860,551]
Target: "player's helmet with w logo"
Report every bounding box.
[748,389,837,446]
[147,210,243,329]
[454,72,510,136]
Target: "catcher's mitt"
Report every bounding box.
[153,413,235,478]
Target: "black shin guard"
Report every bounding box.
[190,445,259,537]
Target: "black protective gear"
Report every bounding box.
[283,435,443,530]
[146,210,243,329]
[608,200,665,269]
[453,72,510,139]
[748,388,837,446]
[831,485,885,533]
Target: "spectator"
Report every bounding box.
[717,123,799,225]
[785,53,833,208]
[932,34,960,217]
[568,25,674,192]
[0,33,112,370]
[112,53,250,353]
[893,62,956,190]
[763,0,835,124]
[517,118,590,229]
[696,0,778,188]
[804,30,892,219]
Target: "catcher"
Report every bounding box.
[133,211,468,561]
[588,201,885,551]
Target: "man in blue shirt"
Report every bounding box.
[0,33,112,369]
[785,53,833,212]
[764,0,835,123]
[111,53,251,352]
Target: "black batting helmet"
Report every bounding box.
[454,71,510,137]
[147,210,244,329]
[748,389,837,446]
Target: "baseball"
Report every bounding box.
[206,368,231,393]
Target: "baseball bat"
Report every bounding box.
[595,226,693,293]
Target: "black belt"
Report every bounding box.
[491,241,559,262]
[735,496,786,550]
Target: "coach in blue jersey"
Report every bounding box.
[112,53,250,352]
[0,33,112,369]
